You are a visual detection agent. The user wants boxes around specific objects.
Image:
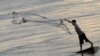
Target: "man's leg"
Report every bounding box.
[79,35,83,51]
[85,38,93,47]
[84,34,93,47]
[80,44,82,51]
[88,40,93,47]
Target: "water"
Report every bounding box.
[0,0,100,56]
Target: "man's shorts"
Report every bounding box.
[79,34,90,44]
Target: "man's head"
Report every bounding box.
[72,20,76,23]
[72,20,76,25]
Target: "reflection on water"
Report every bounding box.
[79,46,99,56]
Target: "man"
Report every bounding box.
[64,19,93,51]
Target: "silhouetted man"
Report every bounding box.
[64,19,93,51]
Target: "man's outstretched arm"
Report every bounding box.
[64,19,72,23]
